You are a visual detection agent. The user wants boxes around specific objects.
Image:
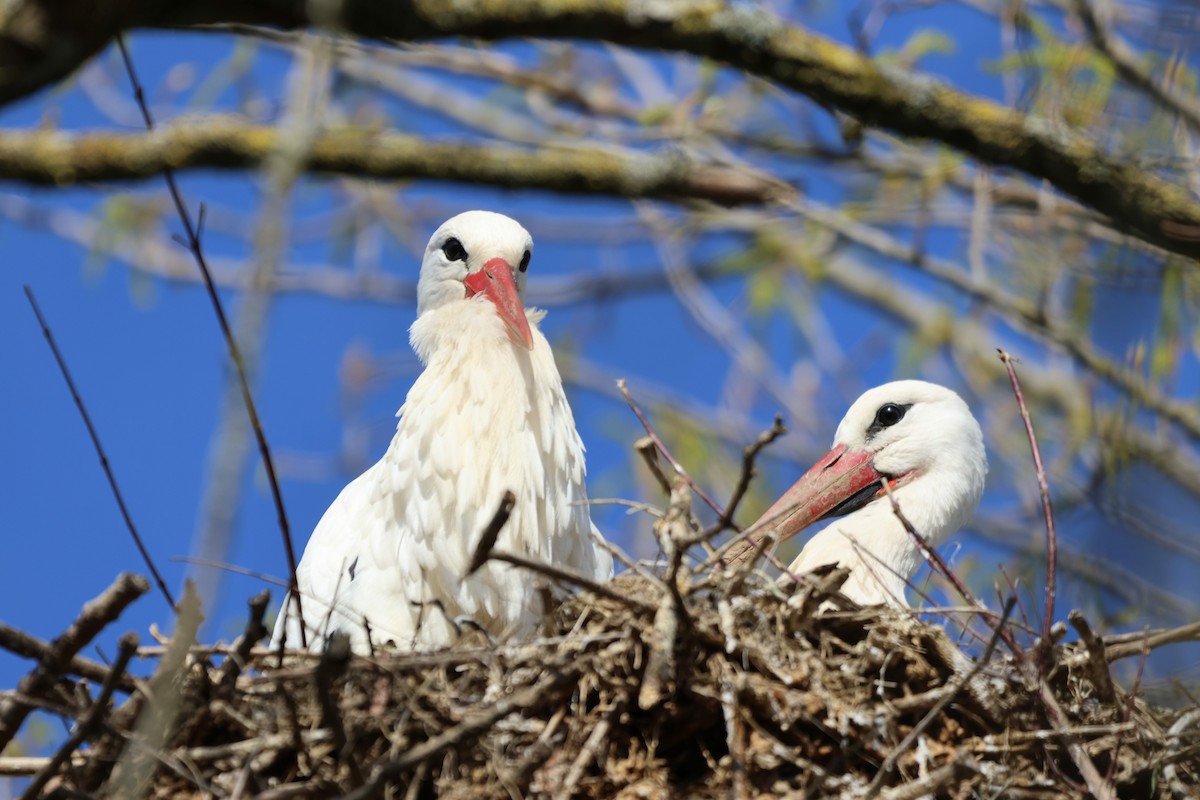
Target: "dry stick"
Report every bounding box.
[555,702,621,800]
[23,286,175,609]
[483,549,654,612]
[114,35,305,647]
[881,486,1116,800]
[1105,620,1200,661]
[343,670,580,800]
[18,632,139,800]
[864,597,1016,799]
[0,622,135,693]
[999,349,1057,672]
[313,631,364,787]
[0,573,149,753]
[1106,627,1151,784]
[466,491,516,576]
[215,589,271,695]
[618,378,724,517]
[170,556,290,589]
[704,415,787,540]
[634,436,674,498]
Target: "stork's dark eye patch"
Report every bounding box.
[867,402,910,437]
[519,250,531,272]
[442,238,468,262]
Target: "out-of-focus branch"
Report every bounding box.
[1074,0,1200,136]
[0,122,789,206]
[0,193,737,308]
[781,199,1200,446]
[3,0,1200,256]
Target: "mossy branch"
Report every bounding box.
[0,120,789,205]
[2,0,1200,256]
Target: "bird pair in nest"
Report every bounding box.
[272,211,987,654]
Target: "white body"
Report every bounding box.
[273,212,612,653]
[787,381,987,607]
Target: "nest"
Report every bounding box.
[2,564,1198,800]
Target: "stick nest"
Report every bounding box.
[11,569,1199,800]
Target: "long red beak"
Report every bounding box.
[754,443,885,540]
[464,257,534,350]
[726,443,885,565]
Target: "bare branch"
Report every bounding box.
[23,286,175,609]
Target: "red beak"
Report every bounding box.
[464,257,534,350]
[728,444,885,565]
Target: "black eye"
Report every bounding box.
[874,403,907,428]
[442,238,468,262]
[519,250,531,273]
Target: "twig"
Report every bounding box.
[1068,611,1118,706]
[999,349,1057,672]
[618,379,723,516]
[878,757,980,800]
[23,286,175,609]
[216,589,271,694]
[169,556,290,589]
[0,572,149,752]
[705,415,787,538]
[343,670,581,800]
[0,621,135,692]
[881,483,1116,799]
[1104,620,1200,661]
[554,702,620,800]
[114,34,305,647]
[484,549,653,612]
[634,436,673,498]
[864,597,1016,798]
[466,491,516,576]
[1107,627,1150,783]
[19,632,139,800]
[314,631,364,786]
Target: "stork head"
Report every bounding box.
[755,380,987,546]
[418,210,535,350]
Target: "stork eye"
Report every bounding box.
[519,250,531,273]
[442,238,468,262]
[874,403,907,428]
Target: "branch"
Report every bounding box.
[19,632,139,800]
[24,286,176,608]
[0,572,149,752]
[2,1,1199,256]
[0,122,788,206]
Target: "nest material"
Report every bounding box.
[5,569,1198,800]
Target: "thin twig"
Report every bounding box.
[19,632,139,800]
[864,597,1015,798]
[618,378,723,516]
[23,286,175,609]
[114,34,305,647]
[484,550,653,612]
[343,670,581,800]
[705,415,787,538]
[999,349,1057,672]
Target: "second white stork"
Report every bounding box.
[749,380,987,607]
[273,211,613,653]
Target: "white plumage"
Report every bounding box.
[273,211,612,653]
[752,380,987,607]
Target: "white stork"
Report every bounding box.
[273,211,613,653]
[749,380,986,607]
